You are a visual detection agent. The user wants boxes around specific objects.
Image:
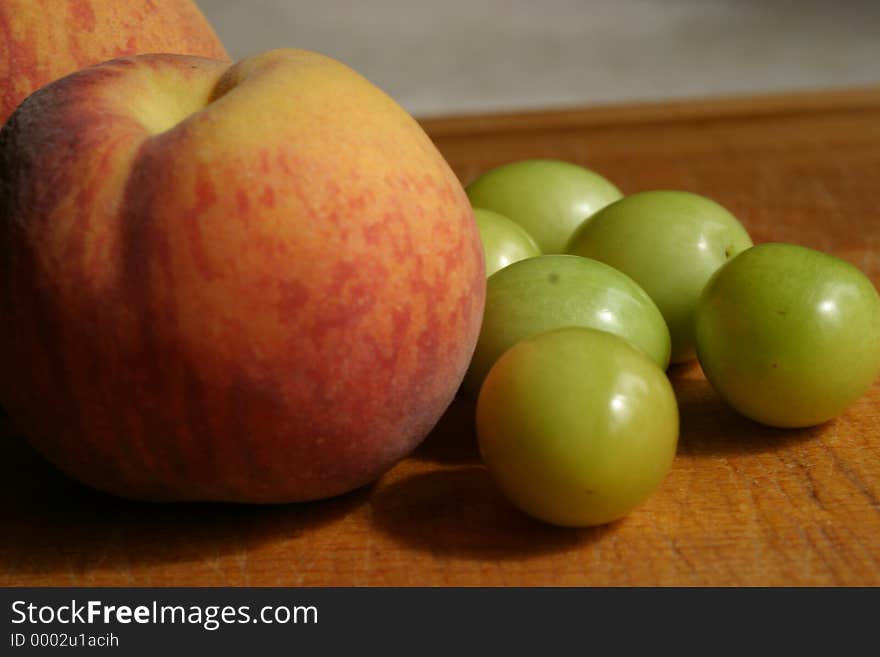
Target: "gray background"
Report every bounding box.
[197,0,880,117]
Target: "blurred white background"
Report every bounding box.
[198,0,880,117]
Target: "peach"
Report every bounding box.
[0,49,485,502]
[0,0,228,124]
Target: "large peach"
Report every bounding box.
[0,49,485,503]
[0,0,228,124]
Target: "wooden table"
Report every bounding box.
[3,88,879,586]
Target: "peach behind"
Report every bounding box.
[0,0,229,124]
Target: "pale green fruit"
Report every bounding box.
[473,208,541,277]
[477,327,679,527]
[695,242,880,428]
[463,254,671,396]
[466,159,622,254]
[568,190,753,363]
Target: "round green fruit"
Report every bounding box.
[465,159,622,254]
[567,190,753,363]
[477,327,679,527]
[473,208,541,277]
[463,254,671,396]
[695,242,880,428]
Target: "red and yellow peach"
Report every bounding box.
[0,49,485,502]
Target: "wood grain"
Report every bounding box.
[3,88,879,586]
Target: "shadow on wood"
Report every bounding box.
[369,465,612,559]
[0,419,368,581]
[669,363,823,456]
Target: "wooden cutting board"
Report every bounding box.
[3,88,879,586]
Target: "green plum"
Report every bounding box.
[465,159,622,254]
[463,254,671,396]
[473,208,541,277]
[695,242,880,428]
[567,190,753,363]
[477,327,679,527]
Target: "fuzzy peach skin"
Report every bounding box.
[0,0,228,124]
[0,49,485,503]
